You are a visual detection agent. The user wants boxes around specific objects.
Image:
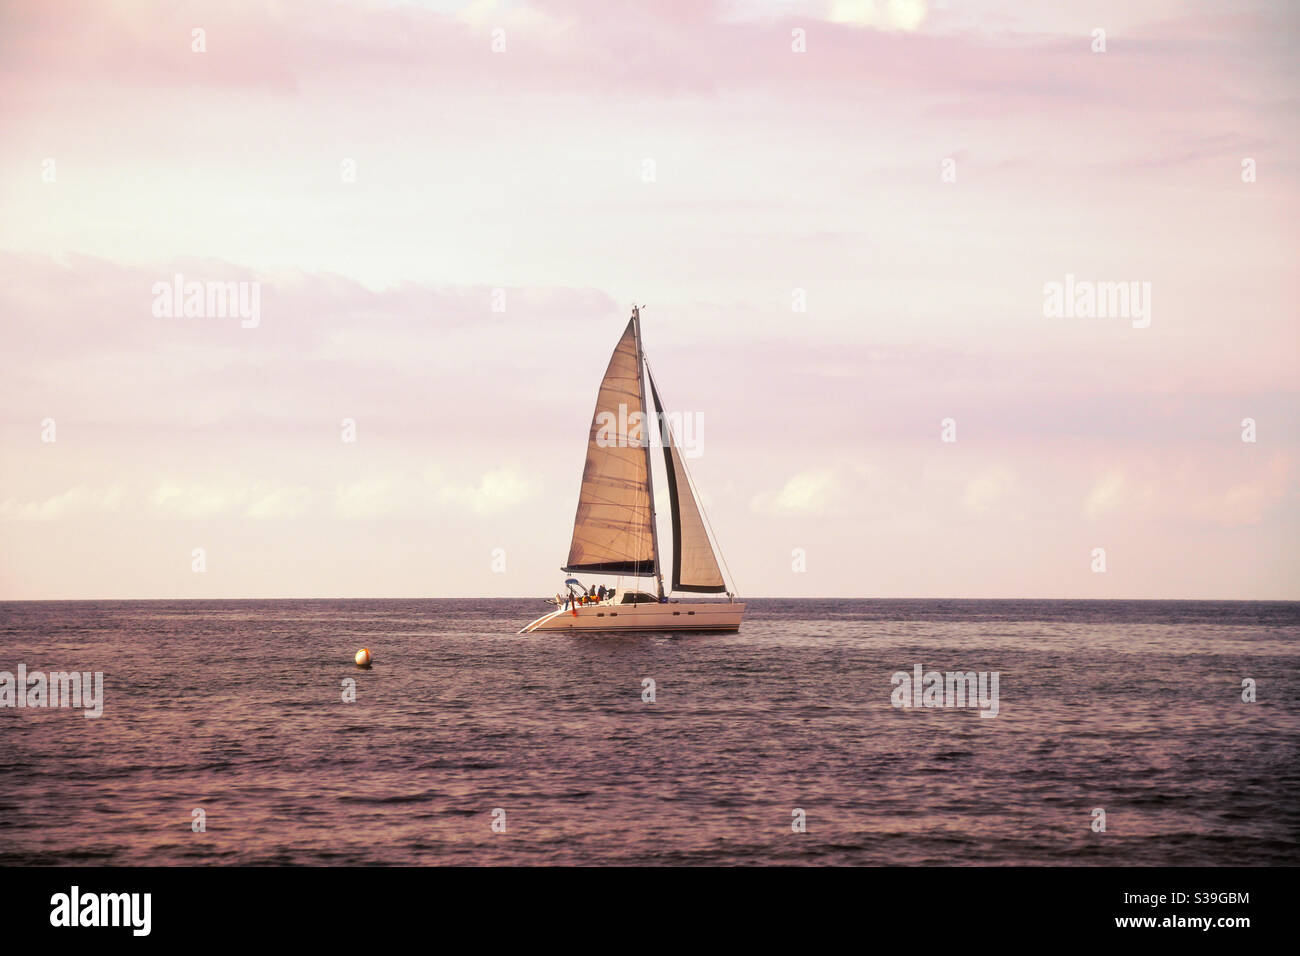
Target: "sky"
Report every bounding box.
[0,0,1297,599]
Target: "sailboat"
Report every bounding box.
[518,306,745,633]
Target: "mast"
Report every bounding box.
[630,305,665,600]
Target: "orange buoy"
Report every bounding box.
[355,648,372,668]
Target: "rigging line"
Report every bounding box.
[644,356,740,598]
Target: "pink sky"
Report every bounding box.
[1,0,1296,599]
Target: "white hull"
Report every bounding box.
[518,600,745,634]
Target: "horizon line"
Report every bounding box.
[2,595,1297,603]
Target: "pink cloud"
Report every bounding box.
[0,1,1296,598]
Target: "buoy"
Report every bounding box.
[355,648,372,668]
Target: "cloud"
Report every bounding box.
[751,470,840,515]
[1,0,1285,115]
[1084,470,1126,519]
[1215,454,1293,526]
[333,466,537,518]
[151,482,241,518]
[828,0,927,31]
[1,465,537,528]
[0,1,1296,600]
[149,481,314,519]
[244,485,314,519]
[962,465,1016,516]
[0,485,124,521]
[1080,456,1292,527]
[332,476,400,519]
[430,466,538,515]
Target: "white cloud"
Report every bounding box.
[428,465,537,515]
[1081,457,1292,527]
[828,0,927,31]
[962,466,1016,516]
[1084,470,1126,520]
[0,485,125,521]
[151,482,241,518]
[455,0,567,33]
[332,476,399,519]
[333,466,537,518]
[244,485,313,519]
[1214,454,1291,526]
[751,470,840,515]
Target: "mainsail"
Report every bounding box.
[647,370,727,593]
[563,317,658,576]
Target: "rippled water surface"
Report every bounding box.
[1,599,1297,865]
